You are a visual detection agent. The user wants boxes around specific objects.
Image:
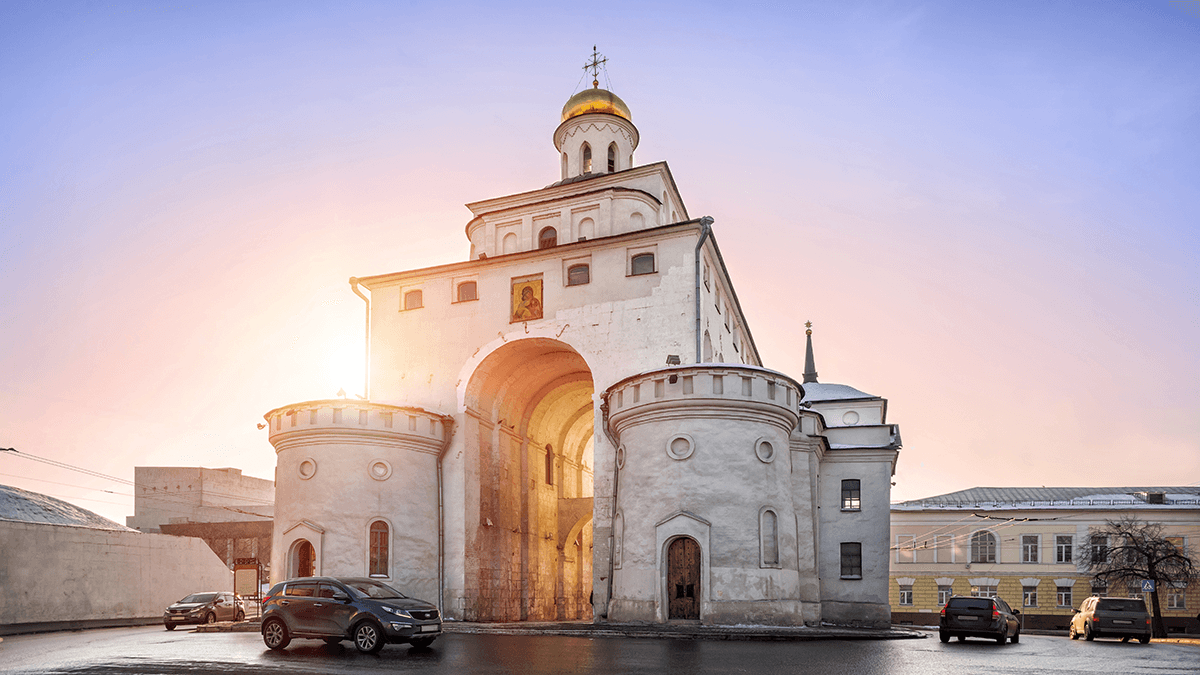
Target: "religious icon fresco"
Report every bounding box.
[511,278,543,322]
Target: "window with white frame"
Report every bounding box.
[1090,535,1109,564]
[970,531,997,563]
[1056,535,1073,563]
[841,479,861,510]
[1022,534,1040,563]
[1057,586,1072,607]
[935,534,953,563]
[898,585,913,606]
[938,585,952,606]
[1167,586,1186,609]
[1023,586,1038,607]
[896,534,915,563]
[971,585,997,598]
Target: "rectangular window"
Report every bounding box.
[935,535,953,563]
[841,479,861,510]
[840,542,862,579]
[369,522,389,577]
[1167,588,1186,609]
[1090,535,1109,564]
[1023,586,1038,607]
[970,531,996,563]
[971,585,997,599]
[899,585,913,606]
[403,289,423,310]
[566,263,590,286]
[1091,581,1107,597]
[630,252,656,276]
[938,586,952,606]
[1057,586,1072,608]
[1056,535,1073,563]
[1022,535,1040,563]
[896,534,915,563]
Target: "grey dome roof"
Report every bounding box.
[800,382,880,403]
[0,483,133,531]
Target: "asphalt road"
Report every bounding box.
[2,625,1197,674]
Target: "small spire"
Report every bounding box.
[803,321,818,384]
[583,45,607,89]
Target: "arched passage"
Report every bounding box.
[289,539,315,578]
[463,338,594,621]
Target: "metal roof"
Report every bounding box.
[0,483,134,531]
[893,486,1200,510]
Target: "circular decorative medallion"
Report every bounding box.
[755,438,775,463]
[368,459,393,481]
[298,458,317,480]
[666,434,695,461]
[616,445,626,470]
[842,410,860,426]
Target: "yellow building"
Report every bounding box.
[889,487,1200,633]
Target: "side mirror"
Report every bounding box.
[1013,609,1020,615]
[332,592,350,602]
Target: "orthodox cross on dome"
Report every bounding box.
[583,45,607,88]
[804,320,813,336]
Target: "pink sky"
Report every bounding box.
[2,1,1197,524]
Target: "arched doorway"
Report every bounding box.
[290,539,315,578]
[667,537,700,620]
[463,338,595,621]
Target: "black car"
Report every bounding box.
[164,591,244,629]
[939,595,1021,644]
[260,577,441,653]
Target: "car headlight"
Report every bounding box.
[382,606,413,619]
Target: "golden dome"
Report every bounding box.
[561,87,632,123]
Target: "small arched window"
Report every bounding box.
[502,232,518,254]
[403,289,423,310]
[544,444,554,485]
[630,253,655,276]
[456,281,477,302]
[567,264,590,286]
[607,143,617,173]
[703,331,713,363]
[971,530,997,563]
[538,227,557,249]
[561,152,568,178]
[582,143,592,173]
[369,521,389,577]
[761,509,779,566]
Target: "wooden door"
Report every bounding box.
[667,537,700,620]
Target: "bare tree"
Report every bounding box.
[1077,516,1196,638]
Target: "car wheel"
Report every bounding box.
[235,610,245,622]
[205,612,217,624]
[262,618,290,650]
[1069,624,1078,640]
[1121,635,1130,643]
[1011,629,1020,644]
[1084,624,1094,641]
[323,637,342,646]
[1139,636,1150,644]
[164,624,176,631]
[939,631,950,643]
[354,622,384,654]
[956,635,965,642]
[995,632,1006,645]
[410,637,435,649]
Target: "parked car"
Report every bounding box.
[1069,595,1152,643]
[939,595,1021,644]
[163,591,245,629]
[260,577,441,653]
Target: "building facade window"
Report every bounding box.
[582,143,592,173]
[538,227,557,249]
[544,444,554,485]
[456,281,477,302]
[1091,580,1107,597]
[1022,534,1040,563]
[1057,586,1073,607]
[841,479,861,510]
[1056,535,1073,563]
[840,542,862,579]
[1167,586,1186,609]
[403,290,423,310]
[630,252,655,275]
[1023,586,1038,607]
[970,531,997,564]
[1090,535,1109,564]
[760,508,779,567]
[896,534,914,563]
[607,143,617,173]
[898,585,913,606]
[971,584,998,598]
[567,264,590,286]
[938,585,952,606]
[369,521,389,577]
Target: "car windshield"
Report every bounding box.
[947,598,992,610]
[344,580,407,599]
[1097,599,1146,612]
[180,593,217,603]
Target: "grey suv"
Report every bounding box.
[260,577,441,653]
[1069,595,1151,643]
[164,591,244,629]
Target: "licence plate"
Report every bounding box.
[958,616,977,621]
[420,624,439,633]
[1114,620,1132,625]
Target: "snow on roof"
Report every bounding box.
[892,486,1200,510]
[0,484,134,531]
[801,382,879,403]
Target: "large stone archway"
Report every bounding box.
[462,338,595,621]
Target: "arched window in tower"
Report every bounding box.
[545,444,555,485]
[538,227,557,249]
[703,331,713,363]
[607,143,617,173]
[761,508,779,566]
[369,521,389,577]
[582,143,592,173]
[561,152,568,178]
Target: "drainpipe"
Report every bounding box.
[599,392,620,620]
[349,277,370,399]
[693,217,714,363]
[436,417,456,616]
